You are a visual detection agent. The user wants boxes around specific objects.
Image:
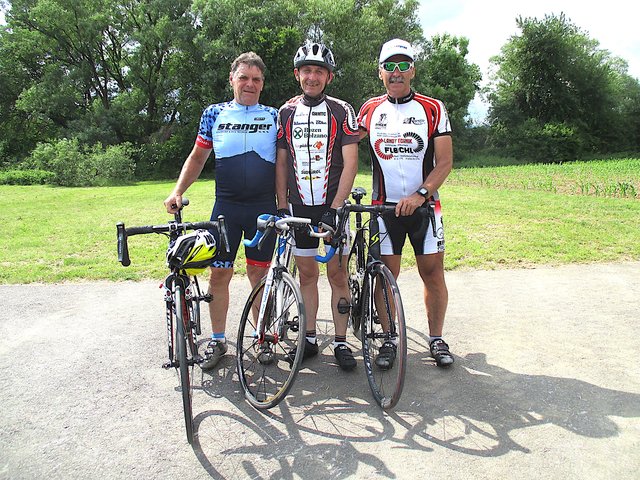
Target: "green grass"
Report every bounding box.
[449,158,640,198]
[1,158,639,284]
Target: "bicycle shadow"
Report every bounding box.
[191,322,640,478]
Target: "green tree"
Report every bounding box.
[1,0,483,178]
[486,13,640,160]
[416,33,481,133]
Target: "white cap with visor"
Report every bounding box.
[379,38,415,63]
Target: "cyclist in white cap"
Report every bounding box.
[357,38,455,368]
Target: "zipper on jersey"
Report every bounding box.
[390,96,408,196]
[306,106,315,205]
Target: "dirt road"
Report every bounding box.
[1,262,639,479]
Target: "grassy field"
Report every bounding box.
[1,158,639,284]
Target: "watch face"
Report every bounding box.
[418,187,428,197]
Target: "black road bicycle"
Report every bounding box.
[325,188,435,410]
[116,200,229,443]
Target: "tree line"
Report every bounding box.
[0,1,638,186]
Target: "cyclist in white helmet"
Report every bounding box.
[276,41,360,371]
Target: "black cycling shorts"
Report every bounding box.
[210,200,276,268]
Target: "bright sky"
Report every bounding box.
[417,0,640,121]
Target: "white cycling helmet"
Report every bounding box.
[166,229,217,275]
[293,42,336,72]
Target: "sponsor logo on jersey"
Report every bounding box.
[217,123,271,133]
[313,141,324,150]
[374,132,425,159]
[375,113,387,128]
[403,116,426,125]
[293,127,324,139]
[312,111,327,116]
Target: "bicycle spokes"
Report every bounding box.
[236,273,306,409]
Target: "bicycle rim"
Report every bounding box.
[361,264,407,410]
[236,272,306,409]
[175,285,195,443]
[347,232,365,337]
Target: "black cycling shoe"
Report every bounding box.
[430,338,454,367]
[285,339,319,365]
[334,344,357,371]
[375,341,397,370]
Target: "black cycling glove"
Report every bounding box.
[277,208,290,218]
[319,207,337,232]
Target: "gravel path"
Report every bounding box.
[1,262,639,479]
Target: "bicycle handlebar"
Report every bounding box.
[315,201,436,264]
[116,203,231,267]
[244,213,333,252]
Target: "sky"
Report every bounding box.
[417,0,640,122]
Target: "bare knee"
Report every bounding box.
[209,267,233,291]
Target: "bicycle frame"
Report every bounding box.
[116,200,230,442]
[245,214,328,344]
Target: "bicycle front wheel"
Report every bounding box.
[236,272,306,409]
[361,263,407,410]
[174,284,195,443]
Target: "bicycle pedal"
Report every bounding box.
[202,293,213,303]
[162,361,173,369]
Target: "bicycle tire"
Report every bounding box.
[360,263,407,410]
[174,284,195,443]
[236,272,306,409]
[347,229,366,337]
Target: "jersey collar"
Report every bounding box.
[301,93,327,107]
[386,90,414,104]
[231,100,260,110]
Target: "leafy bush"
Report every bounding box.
[82,143,136,186]
[25,139,135,186]
[489,119,585,163]
[134,135,192,180]
[0,169,56,185]
[27,139,84,186]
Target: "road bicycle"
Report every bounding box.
[237,213,330,409]
[324,188,435,410]
[116,200,229,443]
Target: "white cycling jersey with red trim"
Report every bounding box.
[277,93,359,206]
[357,90,452,203]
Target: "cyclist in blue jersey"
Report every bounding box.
[164,52,278,369]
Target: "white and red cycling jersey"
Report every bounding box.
[357,90,452,203]
[277,93,359,206]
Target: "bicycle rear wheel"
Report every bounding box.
[347,230,366,337]
[174,284,195,443]
[361,263,407,410]
[236,271,306,409]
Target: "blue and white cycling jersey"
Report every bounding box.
[196,100,278,204]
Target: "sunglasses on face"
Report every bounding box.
[380,61,414,72]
